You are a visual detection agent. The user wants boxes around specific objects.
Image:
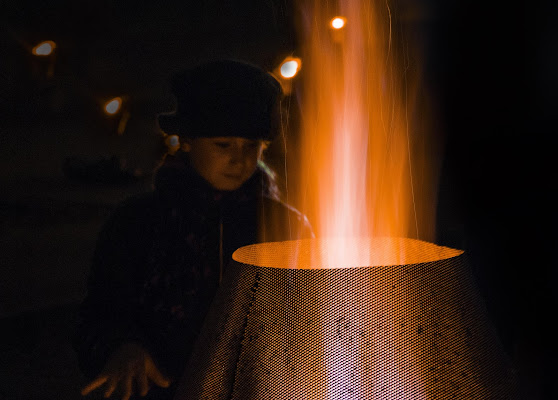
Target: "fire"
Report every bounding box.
[284,1,442,397]
[295,0,437,267]
[234,237,463,269]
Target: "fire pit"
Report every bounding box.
[175,237,518,399]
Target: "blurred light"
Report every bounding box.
[104,97,122,115]
[330,17,347,30]
[165,134,181,154]
[32,40,56,56]
[280,58,301,79]
[117,110,131,135]
[272,56,302,95]
[169,135,180,147]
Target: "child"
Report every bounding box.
[74,59,314,400]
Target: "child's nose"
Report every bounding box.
[230,145,244,163]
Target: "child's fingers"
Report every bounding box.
[138,371,149,397]
[147,365,170,388]
[81,375,108,395]
[122,374,133,400]
[103,377,118,398]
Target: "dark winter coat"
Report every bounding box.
[73,152,313,390]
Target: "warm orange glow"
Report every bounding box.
[280,58,301,79]
[295,0,436,267]
[104,97,122,115]
[233,237,463,269]
[232,236,464,397]
[330,16,347,30]
[32,40,56,56]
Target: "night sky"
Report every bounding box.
[1,0,556,398]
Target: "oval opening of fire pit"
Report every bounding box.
[233,237,464,270]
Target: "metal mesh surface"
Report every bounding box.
[174,237,518,400]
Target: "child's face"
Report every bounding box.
[185,137,265,191]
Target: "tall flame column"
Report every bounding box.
[174,238,518,399]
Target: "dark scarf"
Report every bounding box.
[138,151,273,377]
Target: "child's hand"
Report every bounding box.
[81,342,171,400]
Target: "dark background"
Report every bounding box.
[1,0,556,399]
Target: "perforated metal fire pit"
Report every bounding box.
[174,237,518,400]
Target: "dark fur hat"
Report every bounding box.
[158,59,283,140]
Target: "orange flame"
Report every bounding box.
[295,0,438,266]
